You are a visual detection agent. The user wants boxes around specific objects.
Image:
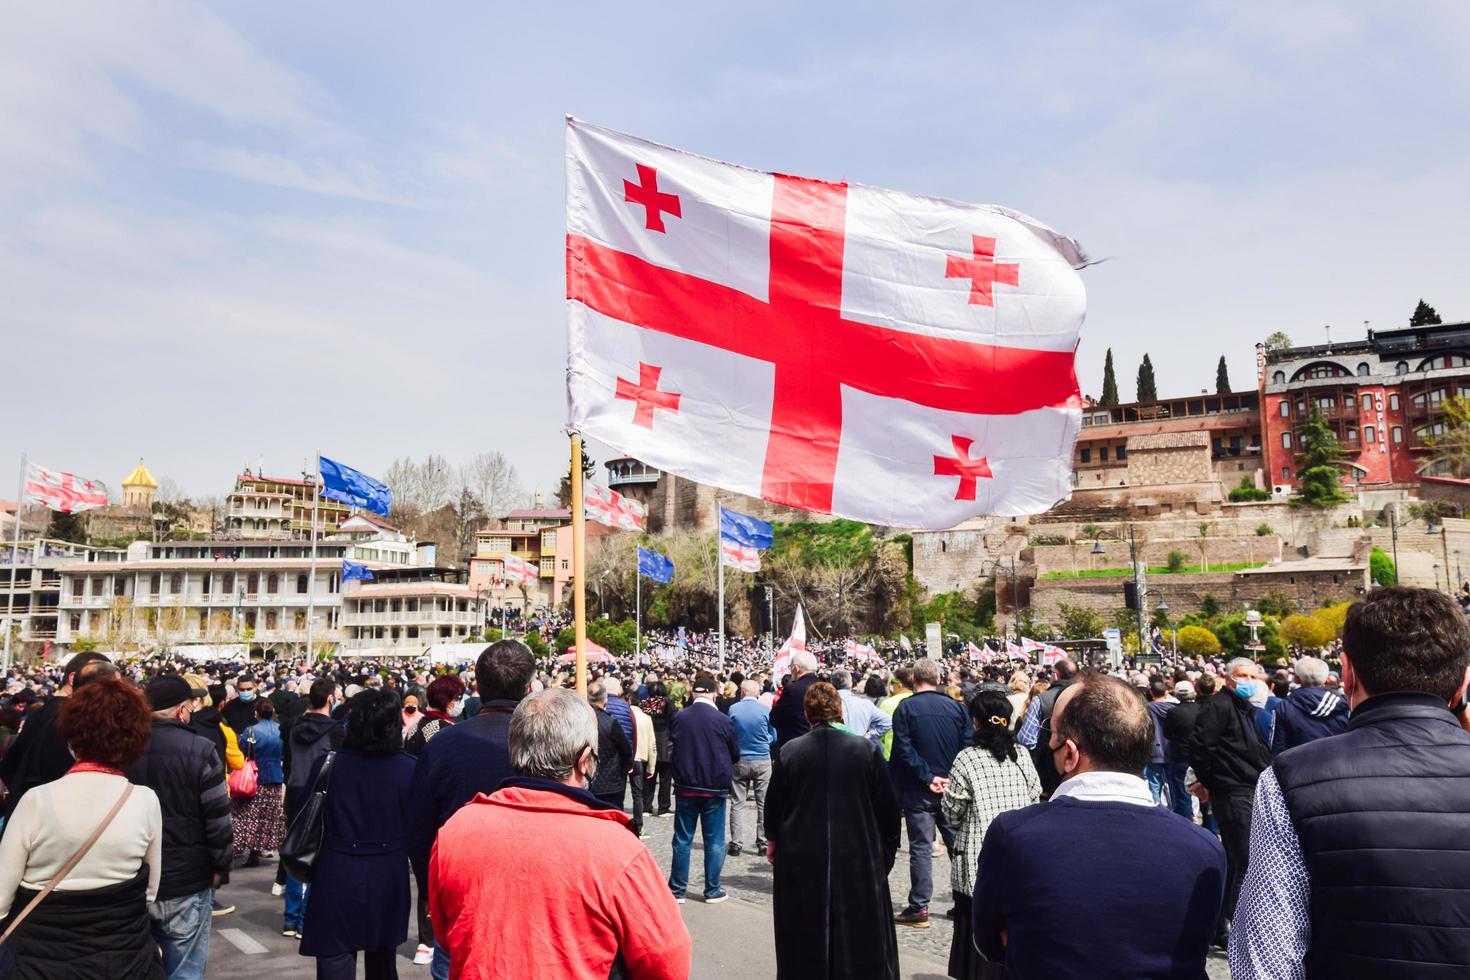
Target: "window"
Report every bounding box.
[561,559,569,570]
[1079,447,1091,463]
[1346,428,1357,443]
[169,573,182,594]
[1117,445,1127,460]
[149,573,161,596]
[1397,362,1409,375]
[296,574,308,594]
[1362,393,1373,411]
[1392,426,1403,444]
[1281,467,1291,481]
[1357,363,1370,377]
[1100,447,1109,462]
[1282,432,1293,449]
[1272,371,1286,385]
[1390,393,1400,411]
[70,578,83,599]
[247,573,259,594]
[1315,396,1335,412]
[266,573,279,594]
[1364,425,1375,443]
[1279,400,1290,418]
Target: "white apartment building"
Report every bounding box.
[54,533,383,655]
[339,568,481,656]
[1,539,126,651]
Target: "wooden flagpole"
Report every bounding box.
[571,433,588,696]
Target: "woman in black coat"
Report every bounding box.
[299,689,415,980]
[640,682,677,815]
[766,681,902,979]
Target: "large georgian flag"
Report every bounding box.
[566,119,1088,529]
[23,462,108,514]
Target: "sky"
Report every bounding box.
[3,1,1468,503]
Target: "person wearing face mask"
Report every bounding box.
[1189,657,1274,950]
[971,673,1225,979]
[401,693,423,738]
[220,675,260,735]
[428,689,691,980]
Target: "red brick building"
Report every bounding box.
[1260,321,1470,493]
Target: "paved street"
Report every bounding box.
[210,794,1229,978]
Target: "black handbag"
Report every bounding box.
[280,751,335,883]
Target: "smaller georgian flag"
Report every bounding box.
[585,484,646,531]
[502,555,539,586]
[774,604,808,679]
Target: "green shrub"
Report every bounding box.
[1229,476,1271,502]
[1255,523,1273,536]
[1166,550,1188,573]
[1370,546,1397,587]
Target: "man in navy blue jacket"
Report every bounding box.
[1270,655,1349,753]
[668,673,740,904]
[891,657,970,928]
[407,639,535,979]
[973,672,1225,978]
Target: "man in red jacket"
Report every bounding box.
[429,688,691,980]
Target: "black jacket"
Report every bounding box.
[126,718,233,901]
[219,696,258,735]
[187,706,227,768]
[3,869,162,979]
[770,674,818,748]
[284,712,343,816]
[588,705,634,798]
[1026,676,1075,799]
[670,701,739,795]
[1161,699,1204,760]
[1274,692,1470,978]
[1188,690,1270,795]
[0,697,72,828]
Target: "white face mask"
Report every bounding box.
[448,698,464,719]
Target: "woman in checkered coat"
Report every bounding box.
[941,689,1041,980]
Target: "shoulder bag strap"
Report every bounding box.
[0,783,135,946]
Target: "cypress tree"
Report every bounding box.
[1293,408,1350,508]
[1100,349,1119,405]
[1136,354,1158,403]
[1215,356,1231,394]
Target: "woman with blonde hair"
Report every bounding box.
[1006,672,1030,730]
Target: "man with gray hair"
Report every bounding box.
[770,651,821,749]
[1270,655,1349,753]
[833,668,892,745]
[1190,655,1273,948]
[430,689,691,979]
[727,679,774,856]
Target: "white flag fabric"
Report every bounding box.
[23,462,108,514]
[773,604,808,678]
[719,539,761,572]
[566,118,1088,530]
[584,484,646,531]
[502,555,539,586]
[845,639,880,663]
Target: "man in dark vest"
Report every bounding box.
[1230,587,1470,979]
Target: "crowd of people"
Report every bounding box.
[0,585,1464,977]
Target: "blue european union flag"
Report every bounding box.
[637,547,674,584]
[319,456,392,516]
[342,559,374,583]
[719,508,774,550]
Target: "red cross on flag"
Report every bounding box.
[584,484,646,531]
[773,604,808,679]
[23,462,109,514]
[566,119,1089,529]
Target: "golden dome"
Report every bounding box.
[122,459,158,489]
